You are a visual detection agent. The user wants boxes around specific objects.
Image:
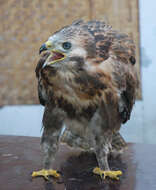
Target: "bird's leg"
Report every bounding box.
[32,134,60,180]
[93,150,122,180]
[32,106,64,180]
[93,133,122,180]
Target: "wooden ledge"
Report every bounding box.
[0,135,155,190]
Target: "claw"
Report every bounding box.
[93,167,122,180]
[32,169,60,180]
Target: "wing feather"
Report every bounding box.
[35,52,50,106]
[84,20,138,123]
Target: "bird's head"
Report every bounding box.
[39,20,96,68]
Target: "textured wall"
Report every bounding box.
[0,0,140,105]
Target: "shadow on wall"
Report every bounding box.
[140,47,152,68]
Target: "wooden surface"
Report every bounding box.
[0,135,156,190]
[0,0,140,106]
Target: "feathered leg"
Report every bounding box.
[32,105,64,180]
[90,109,122,180]
[93,131,122,180]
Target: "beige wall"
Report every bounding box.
[0,0,140,106]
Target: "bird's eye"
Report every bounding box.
[62,42,72,50]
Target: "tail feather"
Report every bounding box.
[111,132,127,152]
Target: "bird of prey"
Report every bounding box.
[32,20,138,180]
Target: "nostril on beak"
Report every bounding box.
[39,44,47,54]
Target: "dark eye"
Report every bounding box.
[62,42,72,50]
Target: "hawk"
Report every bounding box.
[32,20,138,180]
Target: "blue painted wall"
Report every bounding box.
[120,0,156,144]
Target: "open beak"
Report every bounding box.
[39,41,66,67]
[42,51,65,67]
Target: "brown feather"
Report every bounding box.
[35,20,138,124]
[35,20,139,174]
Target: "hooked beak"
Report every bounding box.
[39,44,47,54]
[39,41,66,68]
[39,41,53,54]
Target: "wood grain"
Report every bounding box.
[1,136,156,190]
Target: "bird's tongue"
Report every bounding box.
[49,51,64,61]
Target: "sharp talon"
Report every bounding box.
[93,167,122,180]
[32,169,60,180]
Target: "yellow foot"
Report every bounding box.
[93,167,122,180]
[32,169,60,180]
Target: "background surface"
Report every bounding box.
[0,0,156,144]
[0,0,140,105]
